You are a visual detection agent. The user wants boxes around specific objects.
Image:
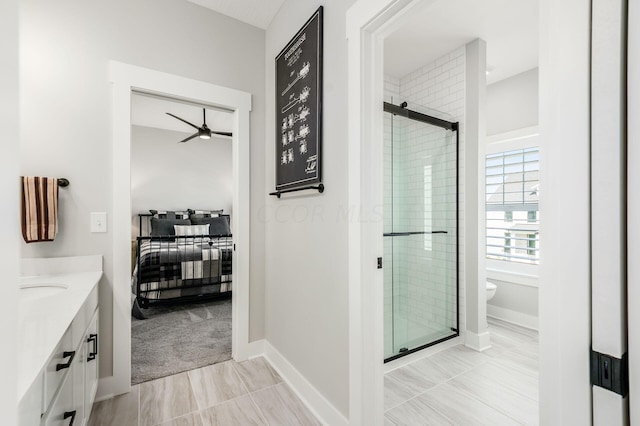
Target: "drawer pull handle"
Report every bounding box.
[87,333,98,361]
[64,410,76,425]
[56,351,75,371]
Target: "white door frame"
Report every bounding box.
[103,62,252,399]
[347,0,593,424]
[346,1,425,424]
[591,0,628,422]
[629,0,640,422]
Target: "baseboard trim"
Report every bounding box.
[245,339,266,359]
[95,376,121,402]
[464,330,492,352]
[487,305,539,330]
[263,341,349,426]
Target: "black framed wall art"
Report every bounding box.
[274,6,323,193]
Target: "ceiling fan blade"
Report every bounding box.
[211,131,233,137]
[166,112,200,130]
[179,132,199,143]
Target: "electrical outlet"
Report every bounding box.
[90,212,107,233]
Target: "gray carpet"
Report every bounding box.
[131,298,231,385]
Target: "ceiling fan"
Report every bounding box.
[166,108,232,143]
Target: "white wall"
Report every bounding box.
[0,0,19,421]
[487,68,538,136]
[264,0,356,417]
[19,0,266,380]
[486,279,539,329]
[130,125,233,237]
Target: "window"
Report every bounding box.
[486,147,539,264]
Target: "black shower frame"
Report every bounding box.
[383,101,460,363]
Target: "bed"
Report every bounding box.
[131,209,232,318]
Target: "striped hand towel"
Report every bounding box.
[21,177,59,243]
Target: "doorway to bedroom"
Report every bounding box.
[129,92,235,385]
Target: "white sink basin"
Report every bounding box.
[19,283,68,300]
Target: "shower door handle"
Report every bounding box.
[383,231,448,237]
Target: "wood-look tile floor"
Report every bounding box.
[88,357,321,426]
[385,318,539,426]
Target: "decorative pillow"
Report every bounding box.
[188,209,223,219]
[149,210,190,219]
[174,224,210,244]
[150,217,190,236]
[190,216,231,237]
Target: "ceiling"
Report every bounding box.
[131,93,233,137]
[384,0,538,84]
[186,0,285,29]
[182,0,536,84]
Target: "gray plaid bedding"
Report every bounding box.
[132,236,232,301]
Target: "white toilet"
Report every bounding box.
[486,281,497,301]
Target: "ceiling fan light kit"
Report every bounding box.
[166,108,232,143]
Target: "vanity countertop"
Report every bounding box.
[18,256,102,402]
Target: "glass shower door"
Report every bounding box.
[383,103,458,361]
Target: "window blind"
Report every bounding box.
[485,147,539,264]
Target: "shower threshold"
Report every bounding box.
[384,330,459,363]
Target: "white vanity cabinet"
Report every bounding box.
[19,284,99,426]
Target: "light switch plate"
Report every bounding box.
[90,212,107,233]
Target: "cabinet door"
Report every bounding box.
[44,344,85,426]
[18,372,43,426]
[84,309,99,424]
[44,329,73,411]
[43,372,73,426]
[72,343,85,426]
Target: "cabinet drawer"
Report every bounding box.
[44,328,73,412]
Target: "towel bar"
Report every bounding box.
[57,178,70,187]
